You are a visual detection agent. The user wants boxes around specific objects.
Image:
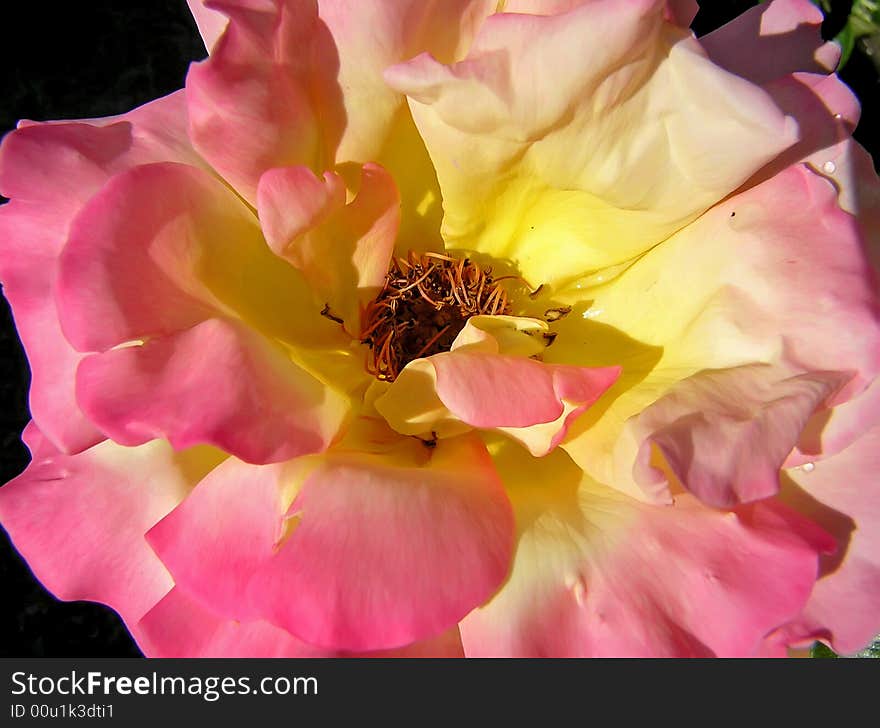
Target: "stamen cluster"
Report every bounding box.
[360,251,517,381]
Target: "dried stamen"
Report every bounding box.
[360,251,525,381]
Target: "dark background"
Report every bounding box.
[0,1,877,657]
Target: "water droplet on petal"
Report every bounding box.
[822,161,836,174]
[802,462,815,473]
[833,113,842,120]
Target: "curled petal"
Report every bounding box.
[386,0,797,287]
[772,428,880,655]
[257,163,400,331]
[57,161,339,353]
[626,366,850,507]
[0,92,200,452]
[786,136,880,460]
[700,0,840,84]
[317,0,496,164]
[77,318,349,464]
[378,353,619,457]
[186,0,344,203]
[460,441,834,657]
[558,165,880,500]
[0,423,223,625]
[186,0,229,53]
[149,430,514,651]
[258,166,347,249]
[375,317,620,456]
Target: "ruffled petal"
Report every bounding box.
[385,0,797,288]
[700,0,840,84]
[0,423,223,625]
[149,428,514,651]
[772,428,880,655]
[459,439,834,657]
[557,165,880,501]
[625,366,849,507]
[0,92,201,452]
[376,345,620,456]
[77,318,349,464]
[56,161,340,353]
[135,587,465,657]
[185,0,345,203]
[317,0,495,164]
[257,162,400,331]
[188,0,494,240]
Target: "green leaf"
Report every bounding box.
[810,635,880,658]
[836,22,859,69]
[835,0,880,70]
[810,642,839,658]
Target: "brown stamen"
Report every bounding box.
[360,251,522,381]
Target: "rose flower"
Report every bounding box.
[1,0,878,657]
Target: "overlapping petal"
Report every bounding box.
[148,426,513,651]
[56,161,349,463]
[0,423,224,625]
[625,366,849,508]
[770,427,880,655]
[1,0,878,661]
[700,0,840,84]
[135,587,465,657]
[257,162,400,331]
[0,92,202,453]
[76,318,348,464]
[385,0,798,288]
[460,439,834,657]
[555,165,880,503]
[371,315,618,454]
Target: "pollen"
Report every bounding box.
[360,251,527,381]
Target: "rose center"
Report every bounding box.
[360,251,517,381]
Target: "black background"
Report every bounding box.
[0,1,877,657]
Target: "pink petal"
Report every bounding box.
[460,443,834,657]
[77,317,348,464]
[317,0,496,164]
[376,349,620,457]
[663,0,698,26]
[258,166,347,251]
[773,428,880,655]
[434,354,619,429]
[56,161,334,354]
[628,366,850,508]
[257,162,400,331]
[149,431,514,651]
[134,587,465,657]
[0,91,200,452]
[186,0,229,53]
[783,138,880,461]
[0,422,222,625]
[185,0,344,203]
[701,0,840,84]
[560,165,880,502]
[757,72,860,180]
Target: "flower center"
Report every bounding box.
[360,251,519,381]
